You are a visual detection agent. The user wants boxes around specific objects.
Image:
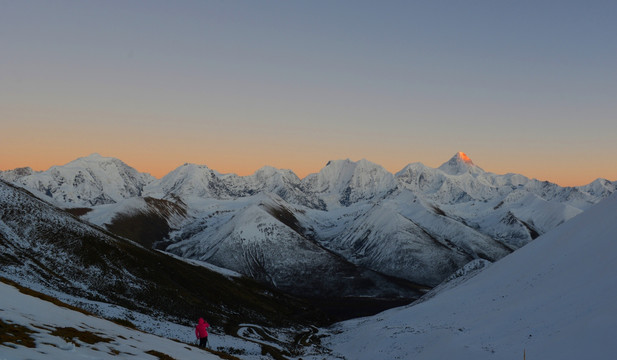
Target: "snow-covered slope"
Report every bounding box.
[145,163,325,209]
[0,154,155,206]
[325,193,617,359]
[84,196,187,229]
[0,179,330,337]
[166,193,423,298]
[83,196,190,248]
[0,281,223,360]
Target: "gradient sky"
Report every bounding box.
[1,1,616,186]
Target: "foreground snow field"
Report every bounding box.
[325,193,617,359]
[0,281,224,360]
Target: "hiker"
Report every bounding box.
[195,318,210,348]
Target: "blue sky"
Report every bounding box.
[1,0,616,185]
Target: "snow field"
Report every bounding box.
[0,281,222,360]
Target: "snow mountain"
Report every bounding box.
[223,166,325,209]
[2,152,615,294]
[0,154,155,206]
[325,192,617,359]
[312,192,512,286]
[0,179,330,336]
[145,163,233,201]
[146,162,324,209]
[437,151,480,175]
[301,159,398,208]
[166,193,424,299]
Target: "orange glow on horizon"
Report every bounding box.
[1,151,614,188]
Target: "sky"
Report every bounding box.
[1,0,615,186]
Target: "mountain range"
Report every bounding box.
[2,152,615,297]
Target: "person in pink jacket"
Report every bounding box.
[195,318,210,348]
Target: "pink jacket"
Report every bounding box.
[195,318,210,339]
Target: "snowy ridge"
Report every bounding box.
[325,193,617,359]
[222,166,319,207]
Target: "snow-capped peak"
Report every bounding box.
[304,159,393,191]
[0,154,155,206]
[63,153,120,167]
[456,151,474,165]
[78,152,105,160]
[251,166,299,182]
[145,163,231,201]
[301,158,398,207]
[438,152,481,175]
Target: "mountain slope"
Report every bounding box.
[326,193,617,359]
[83,196,190,248]
[166,193,425,299]
[0,180,328,333]
[0,280,224,360]
[308,189,513,286]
